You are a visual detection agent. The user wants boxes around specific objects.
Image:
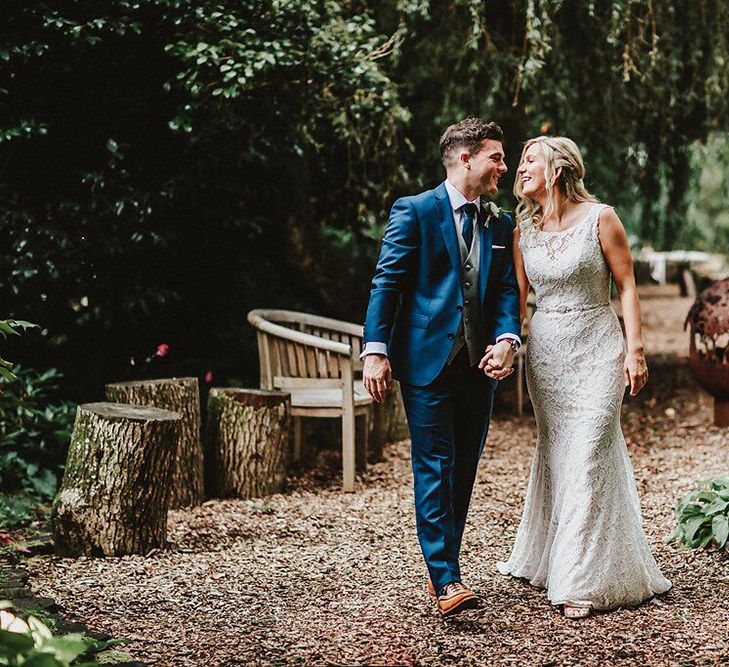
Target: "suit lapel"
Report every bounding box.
[433,182,460,273]
[479,211,494,304]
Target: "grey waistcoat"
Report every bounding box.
[446,215,487,366]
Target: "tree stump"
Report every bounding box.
[382,381,409,443]
[205,389,290,499]
[51,402,181,557]
[105,377,204,508]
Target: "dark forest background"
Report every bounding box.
[3,0,729,400]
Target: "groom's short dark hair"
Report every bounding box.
[439,117,503,167]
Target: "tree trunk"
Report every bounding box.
[205,389,290,499]
[105,377,204,508]
[51,402,181,557]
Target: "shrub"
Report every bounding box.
[0,367,76,529]
[0,601,108,667]
[0,320,35,383]
[668,478,729,550]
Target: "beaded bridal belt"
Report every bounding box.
[536,302,610,314]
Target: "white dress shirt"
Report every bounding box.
[444,178,483,236]
[362,180,521,358]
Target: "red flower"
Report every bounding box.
[156,343,170,357]
[204,370,213,383]
[0,533,12,546]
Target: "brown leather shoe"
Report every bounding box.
[427,577,436,598]
[436,582,478,617]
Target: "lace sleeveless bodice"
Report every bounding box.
[518,203,610,313]
[497,202,671,610]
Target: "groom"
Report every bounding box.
[362,118,521,616]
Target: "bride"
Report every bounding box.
[490,136,672,618]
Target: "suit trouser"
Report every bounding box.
[400,347,496,596]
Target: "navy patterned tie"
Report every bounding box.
[461,203,478,250]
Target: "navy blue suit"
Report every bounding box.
[363,181,520,593]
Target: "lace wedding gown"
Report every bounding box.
[496,203,671,610]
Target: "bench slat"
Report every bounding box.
[287,382,372,409]
[274,376,343,389]
[270,337,283,377]
[294,343,307,378]
[316,348,329,378]
[285,341,298,377]
[327,349,340,378]
[305,346,318,378]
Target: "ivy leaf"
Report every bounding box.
[704,497,729,516]
[712,515,729,549]
[683,514,709,543]
[0,629,34,651]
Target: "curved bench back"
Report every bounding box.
[248,309,364,390]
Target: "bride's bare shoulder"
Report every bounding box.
[596,204,622,227]
[596,205,629,247]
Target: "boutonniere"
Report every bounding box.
[484,201,501,220]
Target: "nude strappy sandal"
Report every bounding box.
[562,603,591,619]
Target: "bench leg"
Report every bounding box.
[369,402,385,461]
[293,417,303,462]
[355,413,368,473]
[342,410,356,492]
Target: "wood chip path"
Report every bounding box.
[27,288,729,666]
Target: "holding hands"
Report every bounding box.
[478,340,516,380]
[364,337,518,403]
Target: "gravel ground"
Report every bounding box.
[26,288,729,666]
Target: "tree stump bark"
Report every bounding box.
[105,377,204,508]
[205,389,290,499]
[382,381,409,442]
[51,402,181,557]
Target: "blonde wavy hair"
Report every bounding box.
[513,136,598,228]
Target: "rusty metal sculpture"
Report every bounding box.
[685,278,729,426]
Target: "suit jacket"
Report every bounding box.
[363,181,521,386]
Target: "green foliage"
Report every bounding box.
[1,0,407,396]
[0,367,76,529]
[1,1,728,397]
[0,600,108,666]
[0,322,36,383]
[684,132,729,255]
[668,479,729,550]
[383,0,729,247]
[0,492,41,531]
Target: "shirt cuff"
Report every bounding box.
[360,342,389,359]
[496,333,522,348]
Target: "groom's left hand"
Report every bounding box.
[478,341,515,380]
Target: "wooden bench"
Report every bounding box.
[247,309,377,492]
